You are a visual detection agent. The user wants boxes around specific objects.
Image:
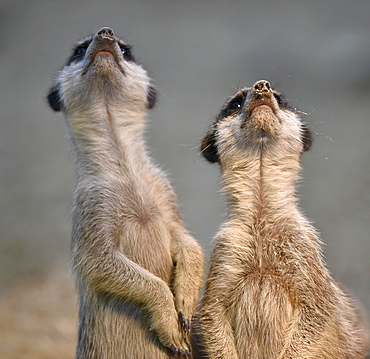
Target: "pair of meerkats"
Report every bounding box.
[48,27,369,358]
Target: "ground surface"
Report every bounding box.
[0,271,77,359]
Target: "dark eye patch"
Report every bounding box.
[118,42,135,62]
[226,95,245,117]
[227,97,243,113]
[75,46,87,56]
[217,91,247,120]
[67,38,92,65]
[273,92,290,109]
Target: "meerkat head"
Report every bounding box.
[201,80,312,164]
[47,27,156,114]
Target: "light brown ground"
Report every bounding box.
[0,271,77,359]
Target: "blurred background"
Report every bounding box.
[1,0,369,357]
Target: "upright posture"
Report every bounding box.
[48,27,203,358]
[199,80,369,358]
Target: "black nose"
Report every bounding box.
[253,80,271,93]
[97,27,115,39]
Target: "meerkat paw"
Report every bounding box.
[174,288,199,336]
[178,310,191,335]
[149,307,191,357]
[153,326,190,357]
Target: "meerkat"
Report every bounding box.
[198,80,369,359]
[47,27,204,359]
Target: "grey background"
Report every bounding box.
[1,0,369,355]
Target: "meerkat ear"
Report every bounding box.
[47,83,63,112]
[146,85,157,109]
[201,130,219,163]
[301,124,312,152]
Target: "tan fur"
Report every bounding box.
[48,28,203,358]
[198,81,369,358]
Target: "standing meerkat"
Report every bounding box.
[47,27,204,358]
[198,80,369,359]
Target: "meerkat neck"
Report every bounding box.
[66,105,149,178]
[222,153,302,222]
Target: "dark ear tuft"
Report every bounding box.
[47,83,62,112]
[146,85,157,109]
[301,124,312,152]
[201,130,219,163]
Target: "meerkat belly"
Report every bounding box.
[230,271,294,358]
[78,298,172,359]
[119,212,173,283]
[78,177,174,283]
[113,184,173,283]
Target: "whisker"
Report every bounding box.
[313,131,334,142]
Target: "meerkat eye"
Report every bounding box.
[76,47,87,56]
[66,43,90,65]
[72,46,88,61]
[273,92,290,109]
[120,46,134,61]
[230,100,242,109]
[226,97,243,116]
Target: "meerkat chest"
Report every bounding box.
[75,175,173,279]
[222,229,295,354]
[226,222,293,276]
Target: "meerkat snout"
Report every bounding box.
[252,79,271,92]
[97,27,115,39]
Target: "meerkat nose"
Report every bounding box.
[253,80,271,93]
[97,27,115,39]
